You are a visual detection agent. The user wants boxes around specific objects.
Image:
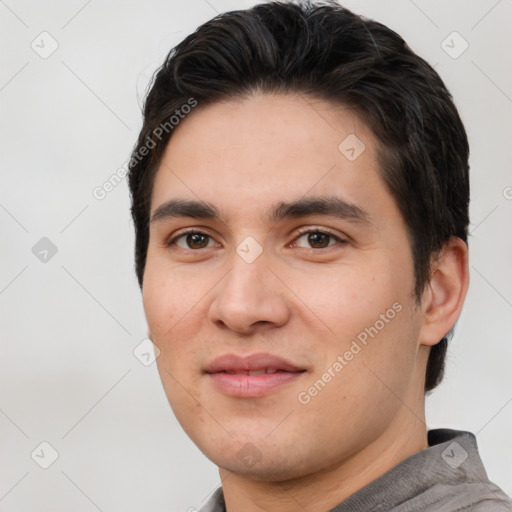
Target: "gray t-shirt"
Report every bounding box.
[199,428,512,511]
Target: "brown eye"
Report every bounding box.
[168,231,214,250]
[185,233,210,249]
[293,229,345,250]
[306,232,331,248]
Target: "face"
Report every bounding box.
[143,93,427,480]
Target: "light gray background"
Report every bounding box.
[1,0,511,510]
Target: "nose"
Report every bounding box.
[207,247,290,335]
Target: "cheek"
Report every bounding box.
[297,255,419,378]
[142,274,175,338]
[142,258,211,373]
[289,259,396,331]
[142,251,198,337]
[144,266,206,414]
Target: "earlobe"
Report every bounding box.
[419,237,469,347]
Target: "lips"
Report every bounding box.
[204,353,306,398]
[204,353,304,374]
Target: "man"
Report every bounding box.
[127,1,512,510]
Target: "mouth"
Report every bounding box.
[204,353,307,398]
[217,368,290,375]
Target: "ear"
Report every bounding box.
[418,237,469,347]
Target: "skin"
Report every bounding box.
[142,93,469,512]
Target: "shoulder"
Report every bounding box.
[455,500,512,512]
[464,493,512,512]
[412,481,512,512]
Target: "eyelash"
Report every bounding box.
[166,227,347,251]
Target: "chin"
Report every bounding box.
[195,432,320,482]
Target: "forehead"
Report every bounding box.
[150,93,389,223]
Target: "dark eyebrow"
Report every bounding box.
[150,196,371,225]
[269,196,370,224]
[151,199,221,223]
